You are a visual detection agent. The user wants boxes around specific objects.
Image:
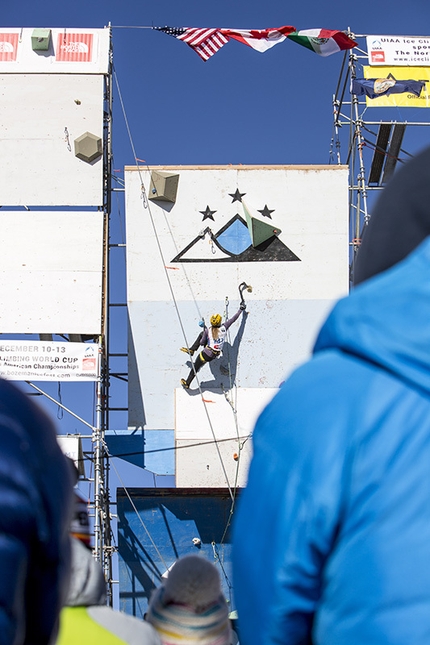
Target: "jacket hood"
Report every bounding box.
[315,237,430,394]
[65,537,106,607]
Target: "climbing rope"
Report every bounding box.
[114,67,235,500]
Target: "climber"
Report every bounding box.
[180,304,246,389]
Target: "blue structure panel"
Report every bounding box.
[105,430,144,469]
[117,488,236,618]
[105,429,174,474]
[144,430,175,475]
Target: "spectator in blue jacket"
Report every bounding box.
[232,145,430,645]
[0,378,74,644]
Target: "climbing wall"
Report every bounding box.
[0,27,109,335]
[0,73,104,205]
[125,164,349,486]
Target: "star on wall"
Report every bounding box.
[200,205,216,221]
[258,205,275,219]
[229,189,246,203]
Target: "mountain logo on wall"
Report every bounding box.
[172,205,300,263]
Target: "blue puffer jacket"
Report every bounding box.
[0,379,74,644]
[233,238,430,645]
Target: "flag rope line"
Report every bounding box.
[113,67,235,501]
[111,25,357,63]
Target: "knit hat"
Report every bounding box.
[354,145,430,285]
[146,555,232,645]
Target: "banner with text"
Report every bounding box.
[362,66,430,107]
[0,341,100,381]
[367,35,430,66]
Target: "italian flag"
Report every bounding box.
[287,29,357,56]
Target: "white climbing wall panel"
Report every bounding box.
[0,211,103,333]
[125,164,349,484]
[0,73,104,205]
[175,388,277,487]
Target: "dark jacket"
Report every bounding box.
[233,238,430,644]
[0,378,74,644]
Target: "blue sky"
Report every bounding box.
[4,0,430,169]
[3,0,430,601]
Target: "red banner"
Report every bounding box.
[56,33,93,62]
[0,33,18,61]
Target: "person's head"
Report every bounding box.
[353,145,430,285]
[210,314,222,339]
[210,314,222,328]
[146,554,232,644]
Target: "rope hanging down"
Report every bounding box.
[113,67,235,500]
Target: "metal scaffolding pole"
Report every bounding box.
[93,23,114,602]
[332,34,430,285]
[93,375,104,564]
[349,51,369,254]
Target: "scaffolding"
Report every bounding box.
[94,26,114,597]
[0,26,115,601]
[331,32,430,282]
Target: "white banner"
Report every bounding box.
[0,341,100,381]
[367,35,430,66]
[57,436,85,476]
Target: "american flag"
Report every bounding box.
[154,26,229,61]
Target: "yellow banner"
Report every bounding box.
[363,66,430,107]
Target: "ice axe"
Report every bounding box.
[238,282,252,309]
